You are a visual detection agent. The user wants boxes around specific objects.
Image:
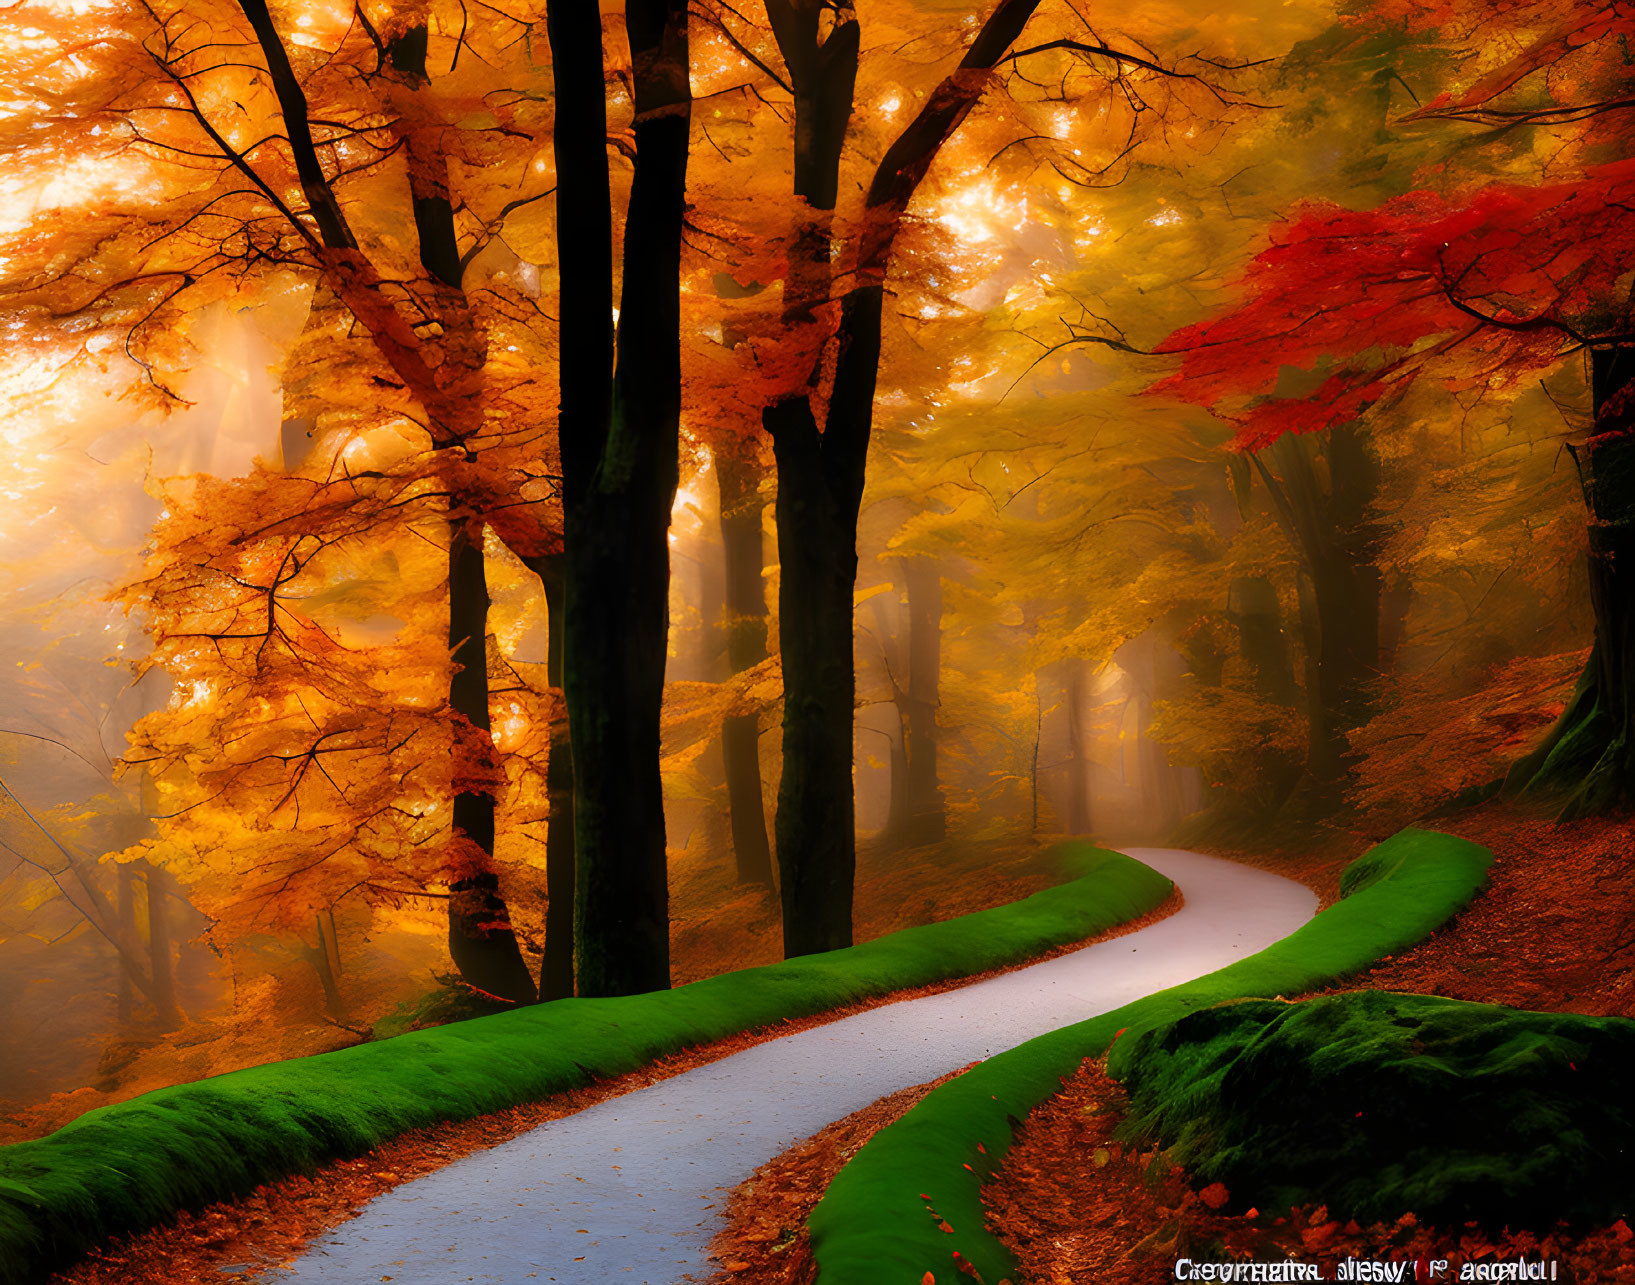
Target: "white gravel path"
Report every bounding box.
[276,848,1316,1284]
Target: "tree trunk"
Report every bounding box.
[533,552,576,1000]
[308,912,347,1020]
[116,863,135,1025]
[900,557,944,844]
[447,523,537,1003]
[1506,347,1635,816]
[763,0,861,956]
[1227,575,1303,813]
[769,395,865,954]
[1031,675,1043,836]
[1229,576,1299,703]
[1065,660,1093,835]
[144,864,180,1029]
[553,0,689,997]
[1257,427,1382,808]
[885,708,911,835]
[716,446,774,885]
[766,0,1041,954]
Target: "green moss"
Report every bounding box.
[0,842,1168,1285]
[809,827,1493,1285]
[1116,990,1635,1228]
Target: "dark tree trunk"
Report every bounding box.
[563,501,674,994]
[1254,426,1383,808]
[1229,576,1299,703]
[885,709,911,835]
[769,389,866,954]
[1507,347,1635,816]
[307,912,347,1020]
[527,553,576,1000]
[716,446,774,885]
[1065,660,1093,835]
[1227,575,1304,812]
[1031,677,1043,835]
[116,863,135,1025]
[900,557,944,844]
[553,0,689,997]
[766,0,1041,954]
[447,523,538,1003]
[144,865,179,1029]
[763,0,861,956]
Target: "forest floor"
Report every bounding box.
[0,832,1071,1148]
[42,832,1171,1284]
[703,802,1635,1285]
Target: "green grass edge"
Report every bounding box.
[0,843,1171,1285]
[807,826,1495,1285]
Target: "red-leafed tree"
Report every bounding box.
[1151,155,1635,814]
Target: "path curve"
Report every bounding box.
[280,849,1316,1284]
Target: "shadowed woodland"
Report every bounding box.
[1,0,1633,1270]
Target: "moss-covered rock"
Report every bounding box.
[1117,990,1635,1229]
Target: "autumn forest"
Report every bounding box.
[1,0,1633,1279]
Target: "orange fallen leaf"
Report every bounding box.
[1199,1182,1230,1210]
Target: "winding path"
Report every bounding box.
[278,848,1316,1284]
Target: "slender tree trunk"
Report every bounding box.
[1065,660,1092,835]
[716,446,774,885]
[1507,347,1635,815]
[1031,675,1043,836]
[1230,576,1299,703]
[531,552,576,1000]
[1255,427,1382,808]
[767,0,1042,953]
[447,523,538,1003]
[144,864,179,1029]
[308,912,347,1019]
[886,707,911,834]
[900,557,944,844]
[116,863,135,1025]
[1228,575,1303,812]
[553,0,689,996]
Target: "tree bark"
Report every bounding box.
[531,552,576,1000]
[1506,347,1635,815]
[116,863,135,1025]
[717,446,774,884]
[144,864,179,1029]
[768,393,864,953]
[1229,576,1299,703]
[1227,575,1303,814]
[767,0,1041,954]
[308,912,347,1020]
[447,523,538,1003]
[1254,426,1382,808]
[900,557,944,844]
[552,0,689,996]
[1065,659,1093,835]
